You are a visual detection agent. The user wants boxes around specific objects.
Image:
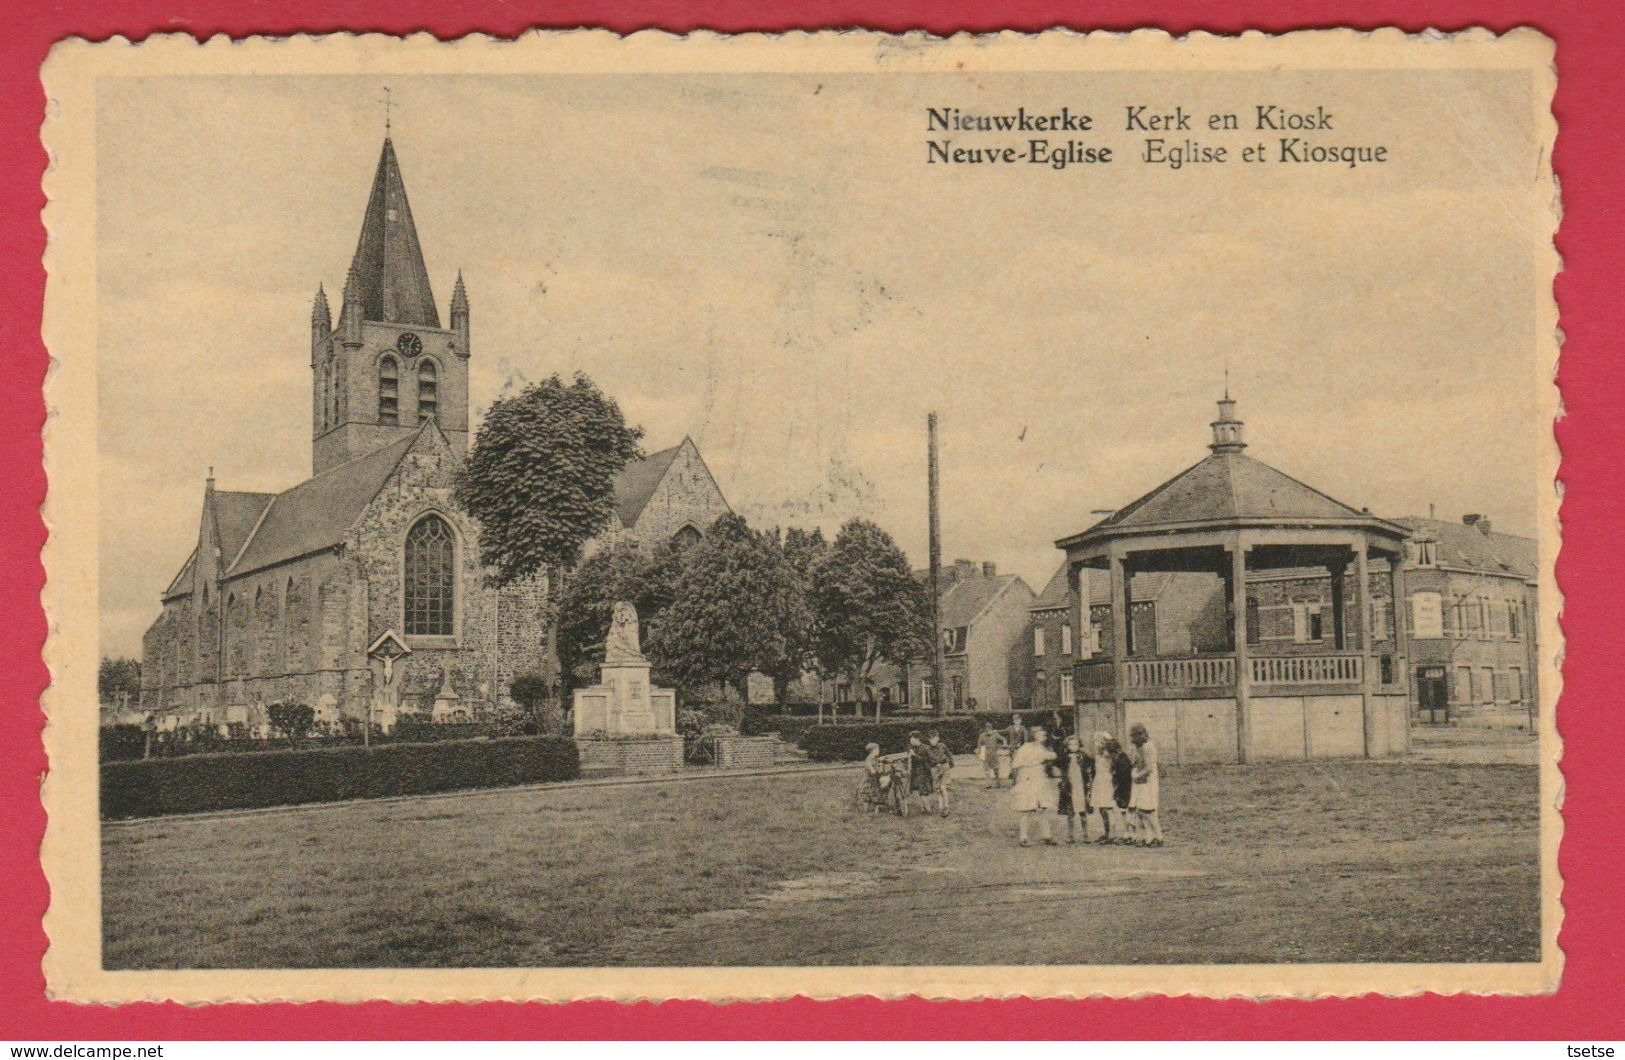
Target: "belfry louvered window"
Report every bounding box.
[404,515,455,636]
[417,360,438,423]
[379,356,400,425]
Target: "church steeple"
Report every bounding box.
[310,130,469,476]
[342,136,440,329]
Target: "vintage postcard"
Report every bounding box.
[39,28,1561,1003]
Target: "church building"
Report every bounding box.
[138,134,730,731]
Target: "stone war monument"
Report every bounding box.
[572,601,677,735]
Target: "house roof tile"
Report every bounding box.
[1394,517,1538,580]
[940,574,1023,629]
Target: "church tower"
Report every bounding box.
[310,136,470,475]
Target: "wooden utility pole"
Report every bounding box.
[928,412,945,716]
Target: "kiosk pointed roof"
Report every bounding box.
[1058,398,1406,548]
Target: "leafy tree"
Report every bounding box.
[646,514,802,702]
[760,527,827,705]
[811,519,932,698]
[454,372,644,587]
[267,702,315,746]
[98,656,142,704]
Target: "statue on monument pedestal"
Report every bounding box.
[604,600,645,663]
[574,601,676,736]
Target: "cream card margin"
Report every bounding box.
[39,27,1563,1004]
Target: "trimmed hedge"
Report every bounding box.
[798,718,984,762]
[795,709,1074,763]
[101,735,580,820]
[99,724,151,763]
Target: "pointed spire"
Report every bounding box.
[449,270,470,357]
[1209,394,1246,454]
[346,137,440,328]
[311,284,331,330]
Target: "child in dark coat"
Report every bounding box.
[1107,735,1138,844]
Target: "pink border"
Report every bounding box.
[3,1,1621,1039]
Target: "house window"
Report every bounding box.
[1292,598,1324,644]
[1032,674,1046,709]
[1362,599,1381,641]
[920,679,935,711]
[1061,623,1073,656]
[1060,673,1075,707]
[1508,600,1522,638]
[1089,605,1112,657]
[1510,667,1524,702]
[1478,667,1494,703]
[1454,665,1472,703]
[673,524,702,550]
[404,514,456,637]
[1492,670,1510,703]
[1033,627,1046,657]
[950,675,964,711]
[897,679,908,705]
[1129,600,1157,656]
[378,355,400,425]
[417,361,438,423]
[1414,539,1437,567]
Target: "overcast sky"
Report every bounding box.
[97,69,1545,657]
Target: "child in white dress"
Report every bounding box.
[1009,725,1059,846]
[1129,722,1164,846]
[1089,731,1119,844]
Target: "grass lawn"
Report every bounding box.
[102,743,1541,968]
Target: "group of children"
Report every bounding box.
[854,720,1165,848]
[858,730,957,817]
[986,721,1165,848]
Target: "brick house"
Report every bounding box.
[814,560,1032,715]
[1393,515,1538,725]
[138,135,727,731]
[1026,565,1072,712]
[1024,565,1209,712]
[911,560,1034,713]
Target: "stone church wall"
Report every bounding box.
[345,433,548,719]
[622,441,731,546]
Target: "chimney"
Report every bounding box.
[1463,514,1482,528]
[982,561,997,578]
[953,559,976,582]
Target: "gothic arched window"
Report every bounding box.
[404,514,455,637]
[417,360,438,423]
[378,355,400,426]
[673,524,703,550]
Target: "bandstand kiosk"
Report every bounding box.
[1058,397,1413,763]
